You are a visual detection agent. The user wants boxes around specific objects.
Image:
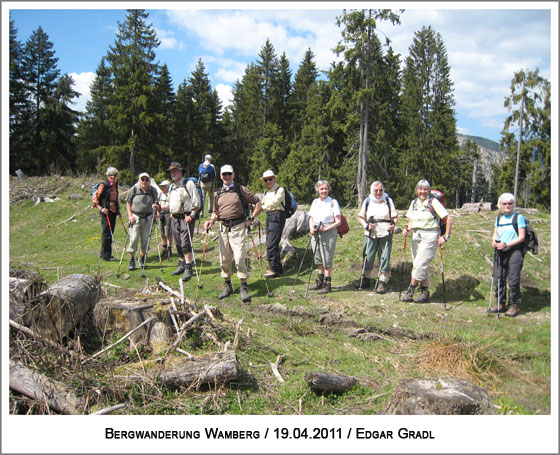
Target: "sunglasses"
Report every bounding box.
[108,174,118,177]
[502,202,513,206]
[140,177,150,182]
[264,178,274,182]
[222,172,232,176]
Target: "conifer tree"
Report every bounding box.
[151,63,176,172]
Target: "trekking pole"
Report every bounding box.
[116,223,131,277]
[154,221,164,272]
[185,219,200,285]
[439,244,447,310]
[375,231,393,292]
[288,229,314,301]
[487,248,497,313]
[305,222,322,299]
[398,234,408,301]
[248,226,272,297]
[359,218,374,290]
[105,213,120,260]
[141,213,155,278]
[195,229,209,299]
[119,214,128,236]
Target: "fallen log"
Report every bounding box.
[9,275,47,322]
[9,359,81,415]
[304,372,357,393]
[159,351,240,389]
[460,202,494,212]
[30,274,102,340]
[383,377,497,415]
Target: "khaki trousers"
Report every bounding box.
[410,229,439,282]
[218,222,249,279]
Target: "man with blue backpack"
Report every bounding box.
[198,154,216,216]
[256,170,298,278]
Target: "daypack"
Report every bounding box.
[330,199,349,238]
[186,177,204,219]
[198,163,215,183]
[275,187,297,218]
[216,183,251,219]
[496,212,539,255]
[91,183,101,201]
[91,180,119,212]
[413,189,447,236]
[130,184,158,213]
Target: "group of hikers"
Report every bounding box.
[92,158,528,317]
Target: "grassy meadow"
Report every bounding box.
[8,175,552,415]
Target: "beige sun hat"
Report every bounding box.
[220,164,234,174]
[261,170,277,180]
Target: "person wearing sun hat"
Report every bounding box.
[158,179,172,259]
[256,170,286,278]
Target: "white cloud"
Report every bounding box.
[215,83,233,108]
[155,27,185,50]
[456,126,470,136]
[69,72,95,113]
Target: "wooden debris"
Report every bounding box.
[90,403,126,415]
[383,377,497,415]
[461,202,493,212]
[9,360,82,415]
[159,351,240,389]
[271,355,286,383]
[304,372,357,393]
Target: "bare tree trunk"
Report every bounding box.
[514,74,525,204]
[471,161,478,203]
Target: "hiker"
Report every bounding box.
[356,181,398,293]
[167,162,201,281]
[158,180,172,259]
[92,166,120,261]
[198,154,216,215]
[126,173,160,271]
[402,179,452,303]
[307,180,342,294]
[488,192,526,317]
[256,170,286,278]
[203,165,261,303]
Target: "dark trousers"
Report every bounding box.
[100,211,117,259]
[494,246,524,307]
[265,211,286,273]
[171,216,195,256]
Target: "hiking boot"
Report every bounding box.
[128,258,136,271]
[265,270,280,279]
[487,303,506,314]
[171,260,185,276]
[181,263,193,282]
[137,255,145,268]
[376,280,387,294]
[309,274,325,290]
[102,256,116,262]
[414,287,430,303]
[219,281,233,300]
[401,285,416,302]
[505,304,519,317]
[240,282,251,303]
[355,277,371,289]
[317,277,332,295]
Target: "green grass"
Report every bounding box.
[9,176,552,415]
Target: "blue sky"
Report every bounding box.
[5,2,556,143]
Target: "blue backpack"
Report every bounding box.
[198,163,215,183]
[186,177,204,219]
[283,187,298,218]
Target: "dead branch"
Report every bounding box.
[271,355,286,384]
[9,319,77,358]
[90,403,127,415]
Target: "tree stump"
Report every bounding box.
[460,202,494,212]
[30,274,102,340]
[9,271,47,322]
[9,360,82,415]
[304,372,357,393]
[160,351,240,389]
[383,377,497,415]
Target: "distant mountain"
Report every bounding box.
[457,134,507,183]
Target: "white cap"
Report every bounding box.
[139,172,150,179]
[159,180,170,186]
[261,170,277,180]
[220,165,234,174]
[205,154,212,161]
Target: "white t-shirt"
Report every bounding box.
[308,196,341,225]
[358,195,397,237]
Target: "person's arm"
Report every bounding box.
[127,200,136,224]
[438,215,452,245]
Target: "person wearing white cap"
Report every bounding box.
[204,165,262,303]
[158,180,172,259]
[198,154,216,214]
[125,172,160,271]
[255,170,285,278]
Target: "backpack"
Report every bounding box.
[276,187,297,219]
[130,183,158,207]
[216,183,251,219]
[198,163,215,184]
[413,189,447,236]
[496,212,539,255]
[91,183,101,201]
[186,177,204,219]
[330,199,349,238]
[91,180,119,212]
